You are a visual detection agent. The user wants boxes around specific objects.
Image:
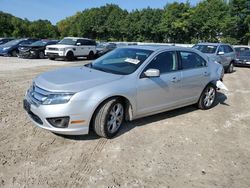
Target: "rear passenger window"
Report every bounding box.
[145,51,178,74]
[180,51,206,69]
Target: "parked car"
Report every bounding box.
[234,45,250,58]
[45,37,97,61]
[18,40,58,59]
[0,38,13,45]
[0,38,39,57]
[234,50,250,67]
[193,43,236,73]
[24,46,224,138]
[96,42,117,57]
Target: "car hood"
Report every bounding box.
[34,66,123,93]
[205,53,216,57]
[205,54,218,61]
[0,44,14,49]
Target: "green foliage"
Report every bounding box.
[0,1,250,44]
[160,2,192,43]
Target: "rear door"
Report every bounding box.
[178,51,210,103]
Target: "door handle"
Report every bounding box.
[204,72,210,76]
[171,77,180,83]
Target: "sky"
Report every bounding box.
[0,0,201,25]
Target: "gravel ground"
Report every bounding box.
[0,56,250,188]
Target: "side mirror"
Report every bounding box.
[76,43,81,46]
[218,51,224,55]
[143,69,160,78]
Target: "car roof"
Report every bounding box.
[196,42,230,46]
[233,45,250,48]
[120,45,193,52]
[64,37,93,40]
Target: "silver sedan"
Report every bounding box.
[24,46,224,138]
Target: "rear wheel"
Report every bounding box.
[87,51,95,60]
[66,51,75,61]
[93,98,124,138]
[226,62,234,73]
[197,84,217,110]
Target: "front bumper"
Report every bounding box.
[45,50,65,58]
[234,60,250,67]
[19,51,38,59]
[0,51,9,56]
[23,95,93,135]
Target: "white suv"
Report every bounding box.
[45,37,96,61]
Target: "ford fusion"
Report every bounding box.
[24,46,224,138]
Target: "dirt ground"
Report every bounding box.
[0,56,249,188]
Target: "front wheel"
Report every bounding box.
[38,51,45,59]
[93,98,124,138]
[11,50,17,57]
[197,84,217,110]
[66,51,75,61]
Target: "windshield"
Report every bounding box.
[58,38,77,45]
[239,50,250,56]
[89,48,153,75]
[30,41,48,46]
[3,39,22,46]
[97,43,106,48]
[235,47,249,52]
[193,45,217,54]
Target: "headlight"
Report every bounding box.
[42,93,75,105]
[59,48,65,51]
[3,47,10,51]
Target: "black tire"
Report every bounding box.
[11,50,17,57]
[66,51,75,61]
[197,84,217,110]
[38,51,45,59]
[49,57,55,60]
[87,51,95,60]
[93,98,125,138]
[226,62,234,73]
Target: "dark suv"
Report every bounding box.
[0,38,39,57]
[193,43,236,73]
[18,40,58,59]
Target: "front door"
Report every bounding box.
[136,51,182,116]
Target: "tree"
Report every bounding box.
[228,0,250,44]
[189,0,229,43]
[160,2,192,43]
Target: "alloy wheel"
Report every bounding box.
[204,87,215,107]
[107,103,124,134]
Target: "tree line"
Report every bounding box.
[0,0,250,44]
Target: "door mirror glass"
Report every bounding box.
[144,69,160,77]
[218,51,224,55]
